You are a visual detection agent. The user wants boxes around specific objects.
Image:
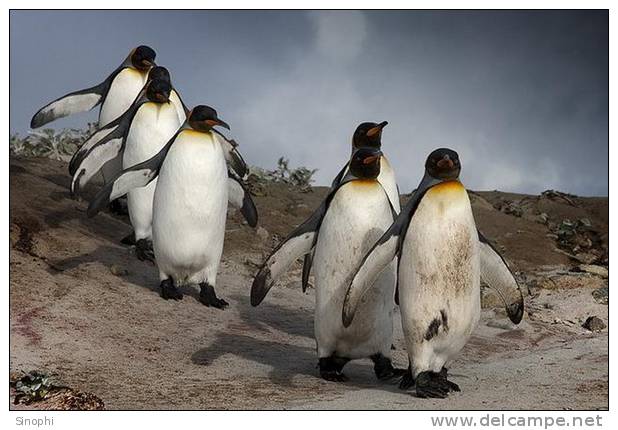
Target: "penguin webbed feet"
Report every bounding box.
[160,278,183,301]
[371,353,407,381]
[412,368,460,399]
[199,283,229,310]
[318,356,349,382]
[135,239,155,263]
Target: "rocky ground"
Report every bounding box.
[9,156,608,410]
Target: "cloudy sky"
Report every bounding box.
[10,10,608,196]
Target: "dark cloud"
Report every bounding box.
[10,10,608,195]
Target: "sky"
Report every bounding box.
[10,10,608,196]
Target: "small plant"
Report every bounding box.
[13,371,57,404]
[10,122,98,162]
[248,157,317,194]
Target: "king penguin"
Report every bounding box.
[31,45,156,129]
[31,45,156,185]
[251,146,404,382]
[301,121,399,292]
[343,148,524,398]
[87,106,257,309]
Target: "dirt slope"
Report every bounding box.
[9,156,608,410]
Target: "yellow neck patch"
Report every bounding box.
[427,180,465,195]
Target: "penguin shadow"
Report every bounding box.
[191,332,318,387]
[47,243,160,295]
[229,293,314,339]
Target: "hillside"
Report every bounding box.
[9,155,608,410]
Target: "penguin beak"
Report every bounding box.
[366,121,388,138]
[362,150,383,165]
[206,119,230,130]
[437,156,454,170]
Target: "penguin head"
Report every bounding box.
[188,105,230,132]
[130,45,156,71]
[148,66,171,83]
[349,147,383,179]
[146,79,172,104]
[352,121,388,149]
[425,148,461,180]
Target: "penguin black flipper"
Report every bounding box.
[87,126,183,217]
[227,170,258,227]
[30,66,123,129]
[68,119,120,176]
[477,230,524,324]
[301,252,313,293]
[213,130,248,178]
[343,174,441,327]
[71,97,146,195]
[251,173,359,306]
[331,162,349,188]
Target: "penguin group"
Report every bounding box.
[31,45,525,398]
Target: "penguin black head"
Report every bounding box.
[425,148,461,180]
[349,147,383,179]
[188,105,230,132]
[148,66,171,83]
[146,79,172,104]
[131,45,156,71]
[352,121,388,149]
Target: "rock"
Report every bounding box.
[536,274,606,290]
[592,287,609,305]
[582,316,606,332]
[480,286,503,309]
[579,265,608,279]
[486,319,516,330]
[537,212,549,225]
[574,252,598,265]
[109,265,128,276]
[256,226,269,241]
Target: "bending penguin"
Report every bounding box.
[68,65,248,183]
[31,45,156,130]
[301,121,399,292]
[70,67,255,255]
[251,146,404,382]
[72,76,183,261]
[343,148,524,398]
[88,106,256,309]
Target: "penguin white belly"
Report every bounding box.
[99,68,148,126]
[98,67,148,182]
[378,156,400,213]
[169,91,187,124]
[399,181,480,377]
[123,102,181,240]
[152,130,228,287]
[313,181,396,360]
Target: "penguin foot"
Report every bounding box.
[399,366,414,390]
[414,370,460,399]
[199,283,229,309]
[160,279,183,301]
[120,232,136,246]
[108,198,129,216]
[135,239,155,262]
[371,354,407,380]
[318,356,349,382]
